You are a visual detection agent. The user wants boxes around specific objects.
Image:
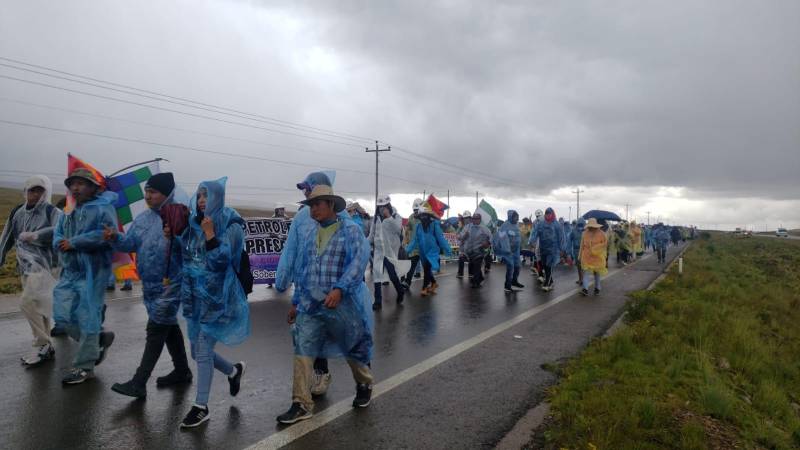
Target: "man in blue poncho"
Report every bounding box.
[276,171,354,398]
[175,177,249,428]
[53,168,118,385]
[654,223,670,264]
[528,207,566,292]
[571,219,585,286]
[103,173,192,399]
[494,210,525,293]
[459,212,492,288]
[406,203,452,296]
[277,184,374,425]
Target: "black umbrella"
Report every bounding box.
[582,210,623,221]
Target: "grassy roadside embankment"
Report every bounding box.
[536,233,800,449]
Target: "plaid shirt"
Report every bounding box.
[293,217,370,313]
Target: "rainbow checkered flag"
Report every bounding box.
[105,162,161,280]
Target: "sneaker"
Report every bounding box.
[228,362,245,396]
[420,287,430,297]
[22,343,55,366]
[575,280,581,285]
[541,284,554,292]
[180,405,210,428]
[120,283,133,291]
[310,371,332,396]
[106,285,116,292]
[111,379,147,398]
[277,402,313,424]
[537,276,545,284]
[382,281,390,286]
[594,288,601,296]
[396,290,405,305]
[414,273,421,279]
[156,369,193,387]
[95,331,115,366]
[504,284,513,293]
[456,274,464,279]
[512,281,525,289]
[372,302,382,311]
[580,288,589,296]
[352,383,372,408]
[50,325,67,337]
[62,368,93,385]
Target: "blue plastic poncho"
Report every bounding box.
[571,219,585,259]
[52,192,118,334]
[111,189,184,325]
[275,171,350,293]
[654,226,670,246]
[178,177,250,346]
[561,220,573,259]
[528,213,566,267]
[292,216,374,365]
[494,211,521,266]
[406,219,451,272]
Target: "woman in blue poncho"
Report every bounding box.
[405,203,451,296]
[528,207,566,292]
[174,177,250,429]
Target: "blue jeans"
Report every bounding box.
[66,325,99,370]
[504,260,520,286]
[581,270,602,291]
[191,331,234,406]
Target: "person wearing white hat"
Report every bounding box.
[456,210,472,278]
[578,218,608,296]
[401,198,424,288]
[368,195,411,310]
[0,175,62,366]
[405,203,452,296]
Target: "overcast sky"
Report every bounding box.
[1,0,798,230]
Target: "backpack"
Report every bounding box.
[236,250,254,296]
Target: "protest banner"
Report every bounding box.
[243,217,291,284]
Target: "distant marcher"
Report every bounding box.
[459,212,492,288]
[369,195,410,310]
[0,175,62,366]
[528,207,566,292]
[579,218,608,296]
[401,198,424,288]
[405,203,452,296]
[494,210,524,293]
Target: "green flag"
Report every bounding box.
[476,199,497,225]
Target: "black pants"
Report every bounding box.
[543,264,553,287]
[457,255,467,276]
[405,256,420,283]
[374,259,404,304]
[484,252,492,270]
[421,258,435,288]
[314,358,328,374]
[132,320,190,385]
[469,254,484,286]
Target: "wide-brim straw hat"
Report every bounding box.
[300,185,346,213]
[585,218,603,228]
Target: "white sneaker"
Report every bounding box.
[310,371,332,396]
[22,343,54,366]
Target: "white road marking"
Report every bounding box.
[248,252,659,449]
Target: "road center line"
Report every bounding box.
[248,252,659,449]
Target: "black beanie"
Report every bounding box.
[145,172,175,197]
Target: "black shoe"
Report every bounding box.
[372,302,382,311]
[50,325,67,337]
[277,402,312,424]
[120,284,133,291]
[580,288,589,296]
[382,281,390,286]
[111,379,147,398]
[504,284,513,293]
[156,369,193,387]
[594,288,601,296]
[414,273,421,279]
[180,405,210,428]
[352,383,372,408]
[228,362,245,396]
[62,368,93,385]
[106,285,115,292]
[95,331,115,366]
[456,273,464,279]
[396,290,405,305]
[512,281,525,289]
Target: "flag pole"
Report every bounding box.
[107,158,169,178]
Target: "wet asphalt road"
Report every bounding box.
[0,243,687,450]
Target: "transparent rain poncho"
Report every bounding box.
[0,175,62,317]
[494,211,521,266]
[52,188,118,334]
[528,214,566,268]
[110,186,185,325]
[406,219,452,272]
[178,177,250,346]
[291,217,374,365]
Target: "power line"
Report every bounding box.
[0,74,367,149]
[0,119,448,190]
[0,57,376,144]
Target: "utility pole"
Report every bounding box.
[447,190,450,218]
[365,141,390,208]
[625,203,631,221]
[569,206,572,221]
[476,191,479,209]
[646,211,651,225]
[572,187,585,218]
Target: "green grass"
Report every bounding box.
[540,233,800,449]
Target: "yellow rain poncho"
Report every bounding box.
[579,228,608,275]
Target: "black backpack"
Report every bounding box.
[236,250,254,296]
